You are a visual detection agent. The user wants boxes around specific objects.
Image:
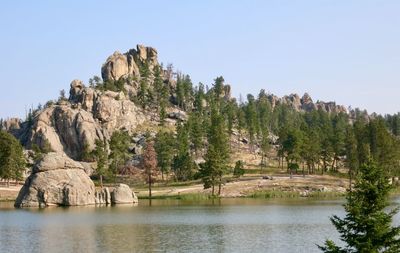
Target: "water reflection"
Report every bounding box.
[0,198,396,253]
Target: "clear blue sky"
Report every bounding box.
[1,0,399,119]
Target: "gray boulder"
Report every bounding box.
[15,153,96,208]
[111,184,138,204]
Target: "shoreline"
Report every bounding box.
[1,174,350,203]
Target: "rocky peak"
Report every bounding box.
[101,44,160,82]
[69,79,85,103]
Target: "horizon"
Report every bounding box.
[1,0,400,119]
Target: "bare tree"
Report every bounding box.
[142,141,158,199]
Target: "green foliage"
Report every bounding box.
[244,94,258,151]
[96,78,126,93]
[80,142,93,162]
[319,162,400,252]
[199,82,230,195]
[31,139,53,160]
[155,130,175,179]
[176,73,193,110]
[109,130,131,179]
[92,139,108,187]
[0,130,26,183]
[233,160,245,177]
[188,112,205,155]
[172,122,195,181]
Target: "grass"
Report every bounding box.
[248,189,345,199]
[249,190,301,198]
[139,192,213,201]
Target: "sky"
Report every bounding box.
[1,0,399,119]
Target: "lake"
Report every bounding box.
[1,198,399,253]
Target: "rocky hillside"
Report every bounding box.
[2,44,355,163]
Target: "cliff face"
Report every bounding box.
[3,44,350,161]
[266,93,347,114]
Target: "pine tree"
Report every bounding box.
[194,82,206,113]
[0,130,26,186]
[138,62,151,109]
[153,65,164,105]
[200,100,230,195]
[155,130,175,180]
[233,160,245,177]
[319,161,400,252]
[172,122,194,181]
[188,112,204,156]
[245,94,258,153]
[260,129,270,169]
[109,131,131,181]
[345,126,359,189]
[92,139,108,188]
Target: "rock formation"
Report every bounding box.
[12,45,164,159]
[101,44,159,81]
[15,153,138,207]
[15,153,96,208]
[1,118,21,132]
[266,92,347,114]
[111,184,138,204]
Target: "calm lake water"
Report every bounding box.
[1,198,399,253]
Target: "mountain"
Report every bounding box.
[1,44,363,162]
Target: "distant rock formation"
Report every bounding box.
[101,44,159,81]
[1,118,21,132]
[266,93,347,114]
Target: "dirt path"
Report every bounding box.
[0,185,21,201]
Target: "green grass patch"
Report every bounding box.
[249,190,301,198]
[249,190,345,199]
[139,192,213,201]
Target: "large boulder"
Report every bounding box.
[15,153,96,208]
[111,184,138,204]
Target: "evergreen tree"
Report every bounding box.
[236,104,246,150]
[172,122,195,181]
[0,130,26,186]
[109,130,131,181]
[200,101,230,195]
[153,65,164,105]
[155,130,175,180]
[345,126,359,189]
[224,99,237,141]
[233,160,245,177]
[194,82,206,113]
[188,112,204,156]
[319,161,400,252]
[244,94,258,153]
[260,129,270,169]
[138,62,151,109]
[92,139,108,188]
